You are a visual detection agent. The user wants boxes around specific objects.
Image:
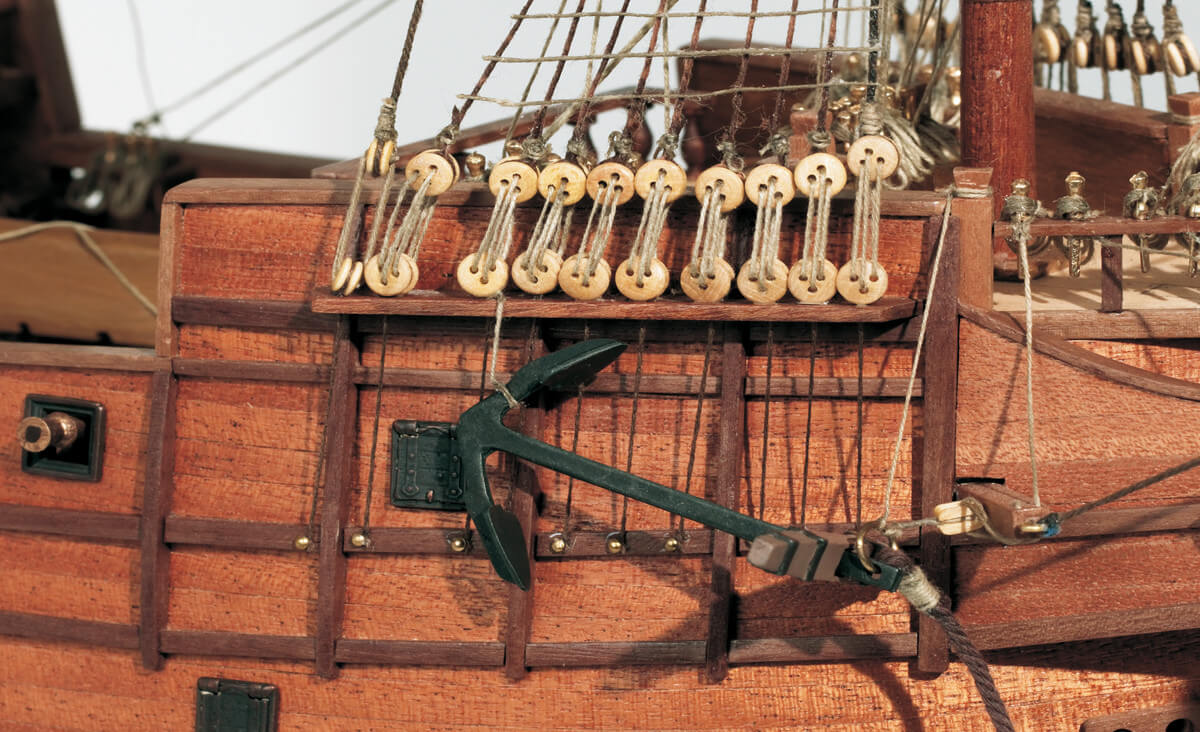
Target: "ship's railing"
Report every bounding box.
[993,215,1200,314]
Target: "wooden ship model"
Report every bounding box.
[2,1,1200,730]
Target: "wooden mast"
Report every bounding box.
[960,0,1036,220]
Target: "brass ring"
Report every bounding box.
[854,521,900,574]
[854,524,878,574]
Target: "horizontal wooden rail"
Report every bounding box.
[172,296,335,331]
[16,503,1174,557]
[533,529,714,558]
[0,505,139,542]
[0,342,164,371]
[172,356,920,399]
[335,639,505,666]
[312,292,918,323]
[160,631,314,660]
[0,612,138,649]
[525,641,707,667]
[164,517,307,552]
[729,633,917,663]
[993,215,1200,238]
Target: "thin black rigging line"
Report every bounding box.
[855,323,864,526]
[799,323,818,528]
[154,0,369,121]
[126,0,163,134]
[619,325,647,534]
[181,0,399,141]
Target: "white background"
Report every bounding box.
[57,1,1200,162]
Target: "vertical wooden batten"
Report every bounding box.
[504,331,547,681]
[315,317,360,679]
[705,329,746,684]
[1100,243,1123,313]
[961,0,1036,243]
[916,217,962,675]
[138,368,178,670]
[156,203,182,357]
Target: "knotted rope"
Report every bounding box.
[873,546,1015,732]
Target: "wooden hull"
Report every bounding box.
[1,176,1197,730]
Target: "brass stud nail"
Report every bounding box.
[449,536,468,553]
[549,534,568,554]
[350,532,368,548]
[293,535,312,551]
[663,536,681,553]
[606,536,625,555]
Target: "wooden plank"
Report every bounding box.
[159,630,315,660]
[164,517,306,552]
[0,218,158,346]
[1024,309,1200,340]
[172,295,334,331]
[968,602,1200,650]
[917,217,961,675]
[0,342,162,371]
[336,639,505,667]
[315,317,359,678]
[1081,701,1200,732]
[138,369,176,671]
[706,332,745,683]
[173,358,327,383]
[526,641,707,667]
[314,292,918,323]
[729,633,918,663]
[0,611,137,649]
[960,303,1200,401]
[0,505,138,542]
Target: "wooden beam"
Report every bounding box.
[160,631,315,661]
[314,317,359,679]
[313,292,918,323]
[0,611,138,649]
[706,330,745,683]
[138,369,177,671]
[526,642,707,667]
[336,639,505,667]
[172,295,334,332]
[0,505,138,542]
[14,0,79,135]
[916,217,962,675]
[164,517,306,552]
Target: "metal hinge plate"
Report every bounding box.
[390,420,465,510]
[195,677,278,732]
